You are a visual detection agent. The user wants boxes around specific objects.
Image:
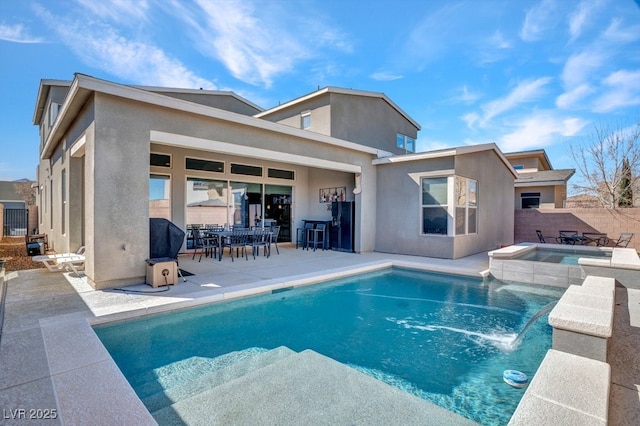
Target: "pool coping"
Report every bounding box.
[37,258,491,425]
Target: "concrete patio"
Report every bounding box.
[0,245,638,424]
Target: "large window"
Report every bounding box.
[422,177,448,235]
[186,178,227,226]
[149,175,171,219]
[422,176,478,236]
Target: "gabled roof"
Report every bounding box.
[33,79,72,125]
[130,85,263,113]
[255,86,421,131]
[38,74,392,160]
[504,149,553,170]
[514,169,575,187]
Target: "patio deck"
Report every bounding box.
[0,245,638,424]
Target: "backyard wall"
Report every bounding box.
[515,208,640,250]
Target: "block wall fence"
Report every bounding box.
[515,208,640,250]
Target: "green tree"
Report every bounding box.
[619,157,633,207]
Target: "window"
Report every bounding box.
[231,163,262,177]
[186,157,224,173]
[422,176,478,236]
[396,133,415,153]
[521,192,540,209]
[422,177,448,235]
[455,176,477,235]
[49,102,61,126]
[513,165,524,170]
[268,168,295,180]
[186,178,227,225]
[149,175,171,219]
[150,153,171,167]
[301,112,311,129]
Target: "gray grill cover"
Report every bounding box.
[149,218,185,259]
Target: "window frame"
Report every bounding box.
[396,133,416,153]
[420,174,478,236]
[185,156,224,173]
[150,152,172,168]
[301,111,311,129]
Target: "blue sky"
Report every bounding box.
[1,0,639,186]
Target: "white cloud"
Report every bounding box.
[520,0,559,42]
[73,0,150,23]
[462,112,480,130]
[33,5,215,89]
[171,0,351,87]
[480,77,552,125]
[602,18,640,44]
[0,23,44,43]
[556,83,594,109]
[593,70,640,112]
[499,113,588,151]
[370,71,403,81]
[568,0,603,42]
[561,51,605,89]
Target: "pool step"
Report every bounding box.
[141,346,296,413]
[151,349,476,425]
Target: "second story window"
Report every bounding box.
[301,112,311,129]
[49,102,61,126]
[396,133,415,153]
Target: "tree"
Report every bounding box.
[570,121,640,208]
[619,157,633,207]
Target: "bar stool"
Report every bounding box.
[297,222,314,249]
[307,223,327,251]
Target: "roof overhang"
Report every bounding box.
[504,149,553,170]
[40,74,391,160]
[33,79,72,125]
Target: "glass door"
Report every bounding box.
[230,182,263,229]
[264,184,292,242]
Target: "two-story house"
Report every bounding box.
[33,74,516,289]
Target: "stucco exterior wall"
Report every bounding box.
[330,93,417,155]
[453,150,515,258]
[374,149,514,259]
[374,156,455,258]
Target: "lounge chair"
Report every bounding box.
[33,247,85,273]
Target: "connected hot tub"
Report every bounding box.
[489,243,613,287]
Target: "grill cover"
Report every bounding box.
[149,218,185,259]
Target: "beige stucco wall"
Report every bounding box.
[374,149,514,259]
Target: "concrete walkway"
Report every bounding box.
[0,245,637,424]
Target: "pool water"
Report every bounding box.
[515,248,611,265]
[95,268,564,425]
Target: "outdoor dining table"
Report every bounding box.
[204,229,272,260]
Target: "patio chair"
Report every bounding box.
[220,229,251,261]
[613,232,634,248]
[33,247,86,272]
[269,225,281,255]
[251,228,271,259]
[557,230,578,245]
[535,230,555,244]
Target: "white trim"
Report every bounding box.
[70,135,86,158]
[407,169,455,185]
[373,150,457,164]
[150,131,362,174]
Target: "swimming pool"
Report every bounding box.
[95,268,564,425]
